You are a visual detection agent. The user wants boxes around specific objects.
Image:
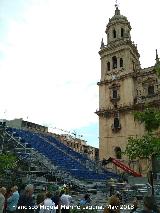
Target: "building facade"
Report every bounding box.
[4,117,99,161]
[49,132,99,161]
[6,118,48,133]
[96,6,160,162]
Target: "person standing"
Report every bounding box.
[60,190,72,213]
[39,192,56,213]
[51,191,60,213]
[103,195,120,213]
[35,193,45,213]
[3,187,12,213]
[6,186,19,213]
[140,196,158,213]
[0,187,6,213]
[17,184,35,213]
[79,194,91,206]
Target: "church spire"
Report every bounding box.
[115,0,120,15]
[100,38,105,49]
[155,49,160,77]
[156,49,159,63]
[115,0,118,8]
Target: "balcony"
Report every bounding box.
[95,103,134,116]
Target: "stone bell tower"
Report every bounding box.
[96,5,144,160]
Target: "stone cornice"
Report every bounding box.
[99,40,139,58]
[95,100,160,117]
[97,67,157,86]
[109,83,120,89]
[135,67,155,77]
[97,72,135,86]
[106,18,131,33]
[95,104,133,116]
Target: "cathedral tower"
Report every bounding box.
[96,6,145,160]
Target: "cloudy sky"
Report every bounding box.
[0,0,159,148]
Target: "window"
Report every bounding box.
[121,28,124,37]
[132,61,135,71]
[120,58,123,67]
[148,85,154,96]
[113,29,116,38]
[113,112,120,129]
[113,90,118,99]
[107,62,110,71]
[114,117,120,128]
[114,147,122,159]
[112,56,117,69]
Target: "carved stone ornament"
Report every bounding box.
[142,76,156,85]
[109,83,120,89]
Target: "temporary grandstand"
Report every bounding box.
[0,120,119,187]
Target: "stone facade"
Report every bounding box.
[96,6,160,166]
[5,117,99,161]
[6,118,48,132]
[48,132,99,161]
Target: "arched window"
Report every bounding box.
[120,58,123,67]
[121,28,124,37]
[112,56,117,69]
[114,117,120,128]
[148,85,154,96]
[112,112,121,132]
[113,29,116,38]
[114,147,122,159]
[112,90,118,99]
[114,112,120,128]
[107,62,110,71]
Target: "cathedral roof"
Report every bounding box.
[110,7,127,21]
[106,6,131,31]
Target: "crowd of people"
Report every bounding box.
[0,183,92,213]
[104,193,160,213]
[0,183,160,213]
[0,184,73,213]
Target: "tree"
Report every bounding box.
[134,108,160,132]
[125,108,160,160]
[125,134,160,160]
[125,108,160,196]
[0,153,17,176]
[125,61,160,195]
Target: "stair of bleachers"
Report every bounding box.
[6,128,119,181]
[38,134,89,170]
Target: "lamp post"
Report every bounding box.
[148,154,155,196]
[148,170,154,196]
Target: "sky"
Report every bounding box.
[0,0,159,148]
